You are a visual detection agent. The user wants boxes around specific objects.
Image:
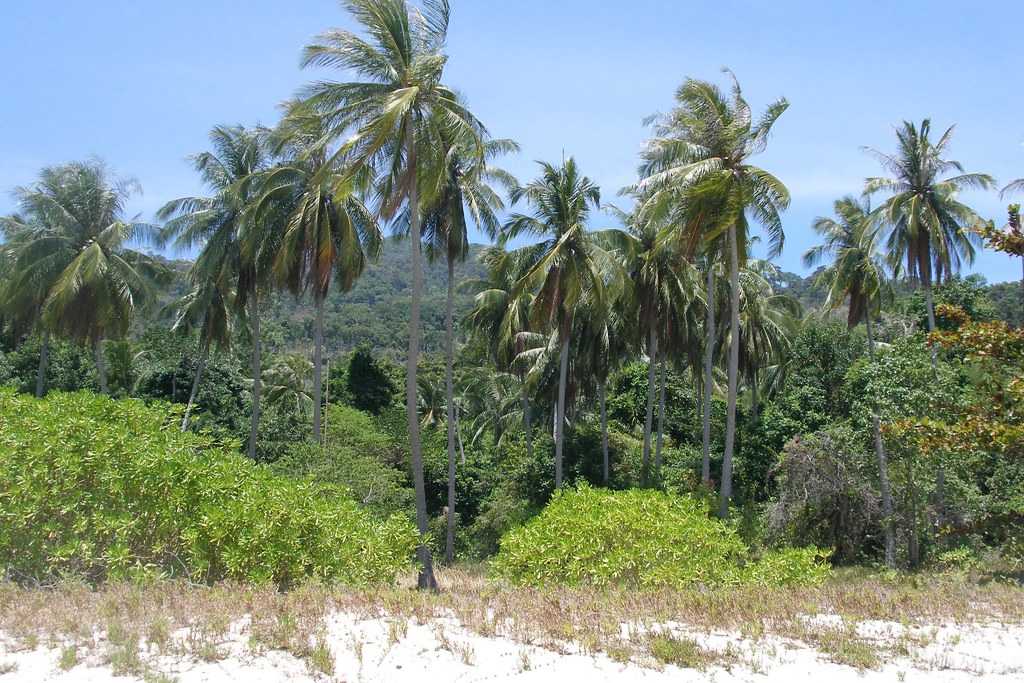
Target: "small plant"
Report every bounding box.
[59,645,78,670]
[387,618,408,645]
[648,633,714,670]
[307,638,335,677]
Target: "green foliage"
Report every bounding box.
[492,485,829,589]
[903,276,997,330]
[271,404,413,518]
[0,390,416,586]
[344,345,397,415]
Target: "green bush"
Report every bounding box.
[492,485,829,589]
[271,404,414,518]
[0,390,416,586]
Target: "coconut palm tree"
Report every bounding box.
[4,161,165,394]
[864,120,994,355]
[158,125,271,459]
[413,136,517,565]
[597,205,695,483]
[635,72,790,516]
[463,246,536,457]
[253,104,382,444]
[297,0,487,590]
[503,158,603,488]
[805,195,896,567]
[169,277,234,431]
[262,353,314,417]
[0,216,58,397]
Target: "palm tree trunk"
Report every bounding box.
[312,294,325,444]
[719,223,741,518]
[406,130,437,591]
[655,353,666,480]
[702,265,715,486]
[181,344,208,431]
[923,278,947,522]
[924,279,939,369]
[866,315,896,568]
[456,409,466,465]
[554,332,570,488]
[35,330,50,398]
[247,291,262,461]
[95,338,108,395]
[444,257,457,566]
[521,382,533,461]
[750,372,759,423]
[642,316,658,485]
[599,381,609,485]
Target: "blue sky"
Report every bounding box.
[2,1,1022,281]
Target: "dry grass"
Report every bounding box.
[0,565,1021,677]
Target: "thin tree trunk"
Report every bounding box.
[247,291,262,461]
[750,372,759,423]
[719,223,741,518]
[312,295,325,444]
[923,279,946,522]
[906,454,920,567]
[95,338,108,395]
[36,330,50,398]
[866,315,896,568]
[456,410,466,465]
[554,332,570,488]
[655,353,666,479]
[445,257,457,566]
[406,130,437,591]
[521,383,533,461]
[599,381,609,485]
[642,315,658,485]
[181,345,208,432]
[702,265,715,486]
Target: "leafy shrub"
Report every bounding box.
[492,485,829,589]
[0,390,416,586]
[271,404,414,518]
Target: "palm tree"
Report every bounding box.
[804,195,896,567]
[636,72,790,516]
[297,0,487,590]
[864,120,994,357]
[503,158,603,488]
[0,216,58,397]
[463,246,536,458]
[169,277,234,430]
[158,125,270,458]
[1000,173,1024,313]
[4,161,165,394]
[262,353,314,417]
[416,136,517,564]
[598,205,694,483]
[254,104,382,444]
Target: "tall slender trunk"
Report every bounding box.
[642,315,658,484]
[924,279,939,369]
[554,332,570,488]
[866,315,896,568]
[247,290,262,461]
[906,454,920,567]
[702,266,715,485]
[599,381,609,485]
[95,338,108,395]
[312,295,325,444]
[923,278,946,523]
[719,223,741,518]
[655,353,666,480]
[406,130,437,590]
[444,257,457,566]
[456,410,466,465]
[521,382,533,461]
[35,330,50,398]
[750,372,759,423]
[181,345,208,431]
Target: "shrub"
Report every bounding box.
[271,404,414,518]
[492,485,829,589]
[0,390,416,586]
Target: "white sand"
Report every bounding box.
[2,612,1023,682]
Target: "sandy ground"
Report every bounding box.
[3,612,1023,682]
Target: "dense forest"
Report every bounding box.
[2,0,1024,598]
